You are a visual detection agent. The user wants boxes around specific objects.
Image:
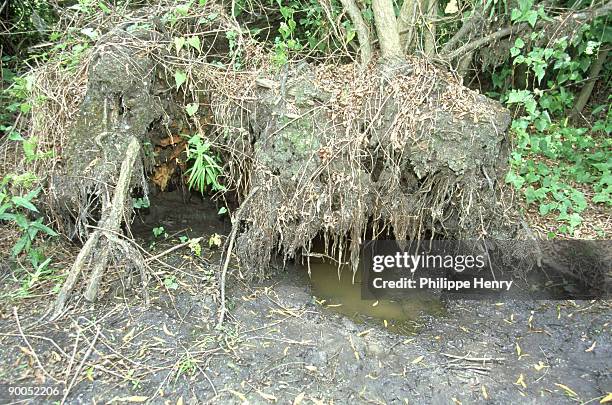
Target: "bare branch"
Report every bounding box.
[441,2,490,54]
[571,48,609,120]
[444,2,612,61]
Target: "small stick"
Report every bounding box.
[145,237,203,263]
[13,307,59,383]
[61,327,100,405]
[216,186,261,328]
[441,352,506,362]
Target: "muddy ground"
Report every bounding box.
[0,193,610,404]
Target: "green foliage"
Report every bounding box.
[263,0,355,66]
[501,6,611,236]
[153,226,167,238]
[184,134,225,194]
[0,176,58,258]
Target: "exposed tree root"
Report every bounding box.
[51,137,147,319]
[217,186,261,328]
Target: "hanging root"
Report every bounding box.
[51,137,147,319]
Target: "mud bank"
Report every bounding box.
[0,227,610,404]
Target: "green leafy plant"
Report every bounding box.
[152,226,167,238]
[184,134,225,193]
[0,176,58,257]
[501,12,611,236]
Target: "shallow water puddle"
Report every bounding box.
[304,260,445,335]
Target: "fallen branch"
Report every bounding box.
[570,48,609,121]
[216,186,261,328]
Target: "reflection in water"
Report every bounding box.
[305,259,445,335]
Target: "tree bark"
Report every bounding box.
[338,0,373,65]
[423,0,437,57]
[397,0,419,53]
[372,0,403,60]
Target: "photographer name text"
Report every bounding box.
[371,277,513,291]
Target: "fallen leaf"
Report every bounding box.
[293,392,305,405]
[555,383,578,398]
[515,373,526,388]
[305,365,317,372]
[411,355,424,364]
[177,396,184,405]
[114,396,148,403]
[123,327,136,343]
[600,392,612,403]
[585,341,596,352]
[162,323,175,337]
[534,361,548,371]
[481,385,488,400]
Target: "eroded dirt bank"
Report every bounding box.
[0,199,610,404]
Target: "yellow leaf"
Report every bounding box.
[451,398,462,405]
[516,342,522,357]
[534,361,548,371]
[411,356,424,364]
[600,392,612,403]
[293,392,305,405]
[117,396,148,403]
[383,319,388,328]
[162,323,175,337]
[123,327,136,343]
[528,314,534,328]
[555,383,578,398]
[481,385,488,400]
[305,365,318,372]
[515,374,527,388]
[372,301,379,307]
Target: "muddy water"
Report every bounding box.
[304,259,445,334]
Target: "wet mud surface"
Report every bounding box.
[0,195,610,404]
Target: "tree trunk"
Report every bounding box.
[397,0,419,53]
[372,0,403,60]
[423,0,437,57]
[338,0,373,65]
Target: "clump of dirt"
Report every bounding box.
[207,59,516,279]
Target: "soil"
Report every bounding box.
[0,194,610,404]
